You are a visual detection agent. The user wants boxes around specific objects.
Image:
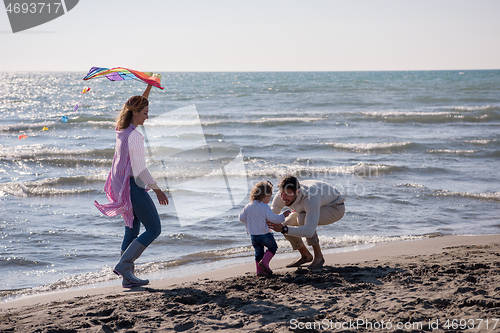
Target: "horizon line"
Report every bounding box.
[1,68,499,73]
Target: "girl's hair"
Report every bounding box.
[116,95,149,130]
[250,181,273,202]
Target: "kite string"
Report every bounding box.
[18,87,91,140]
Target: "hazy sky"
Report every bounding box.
[1,0,499,72]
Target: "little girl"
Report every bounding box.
[239,181,291,276]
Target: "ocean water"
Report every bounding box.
[1,70,499,301]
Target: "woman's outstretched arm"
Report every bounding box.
[142,84,153,99]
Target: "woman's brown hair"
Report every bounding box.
[116,95,149,130]
[250,181,273,202]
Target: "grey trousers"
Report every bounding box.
[284,204,345,250]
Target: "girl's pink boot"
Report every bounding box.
[256,261,267,276]
[259,251,274,275]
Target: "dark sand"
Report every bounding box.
[1,235,499,332]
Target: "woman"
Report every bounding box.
[95,84,168,287]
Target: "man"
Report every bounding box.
[268,175,345,270]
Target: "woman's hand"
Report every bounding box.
[153,188,169,205]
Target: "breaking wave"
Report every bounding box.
[327,141,414,152]
[202,116,327,126]
[359,106,500,124]
[0,145,114,160]
[427,149,477,155]
[0,176,105,197]
[244,162,400,178]
[430,191,500,201]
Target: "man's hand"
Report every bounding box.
[267,221,284,232]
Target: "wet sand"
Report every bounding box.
[1,235,499,332]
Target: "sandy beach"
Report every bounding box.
[0,234,498,332]
[2,1,499,332]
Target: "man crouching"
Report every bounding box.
[268,175,345,270]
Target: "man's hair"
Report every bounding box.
[278,175,300,193]
[250,181,273,201]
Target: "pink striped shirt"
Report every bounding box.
[94,124,157,228]
[129,130,157,186]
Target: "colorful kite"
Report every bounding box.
[83,67,164,90]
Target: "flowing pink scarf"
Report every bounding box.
[94,124,136,228]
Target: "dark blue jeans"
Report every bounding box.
[121,177,162,251]
[251,233,278,262]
